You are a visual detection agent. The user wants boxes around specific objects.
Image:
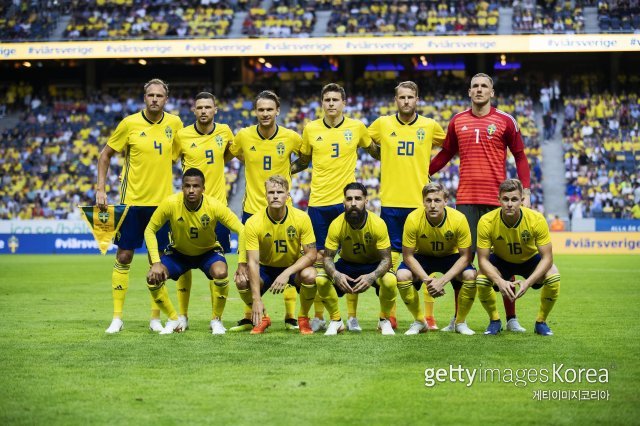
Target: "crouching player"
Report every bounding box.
[396,182,477,335]
[144,168,245,335]
[239,175,318,334]
[319,182,397,335]
[476,179,561,336]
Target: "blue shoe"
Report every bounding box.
[534,322,554,336]
[484,319,502,335]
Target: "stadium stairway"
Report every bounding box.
[228,11,248,38]
[538,110,569,218]
[52,15,71,40]
[312,11,332,37]
[498,7,513,35]
[583,7,599,33]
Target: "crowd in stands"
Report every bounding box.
[598,0,640,31]
[327,0,500,36]
[512,0,584,33]
[242,1,316,37]
[0,0,63,40]
[562,93,640,219]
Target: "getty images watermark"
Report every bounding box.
[424,364,610,401]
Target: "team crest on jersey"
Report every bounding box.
[200,214,211,227]
[276,142,285,157]
[364,232,373,245]
[165,126,173,140]
[521,230,531,243]
[444,230,454,241]
[286,226,297,240]
[343,129,353,143]
[487,124,497,136]
[416,128,426,142]
[215,135,223,148]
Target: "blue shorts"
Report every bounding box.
[488,253,544,289]
[215,222,231,253]
[161,248,226,281]
[334,258,380,297]
[116,206,170,251]
[241,211,253,224]
[398,253,475,290]
[381,207,415,252]
[308,203,344,250]
[259,265,299,296]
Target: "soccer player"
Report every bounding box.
[319,182,396,336]
[96,78,184,334]
[396,182,477,335]
[173,92,236,332]
[239,175,318,334]
[228,90,303,331]
[369,81,446,330]
[475,179,560,336]
[144,168,245,335]
[429,73,532,333]
[291,83,379,333]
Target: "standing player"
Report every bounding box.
[96,78,184,334]
[319,183,396,336]
[173,92,236,332]
[239,175,318,334]
[228,90,303,331]
[144,168,245,334]
[291,83,379,333]
[395,183,476,335]
[475,179,560,336]
[429,73,532,333]
[369,81,446,330]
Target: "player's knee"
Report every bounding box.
[475,274,492,288]
[299,267,317,285]
[396,269,412,282]
[378,272,397,289]
[146,279,164,292]
[462,269,477,282]
[235,274,249,290]
[548,264,560,276]
[116,249,133,265]
[210,262,228,280]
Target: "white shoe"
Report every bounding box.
[506,318,527,332]
[159,319,183,335]
[378,319,395,335]
[311,317,327,332]
[440,317,456,332]
[210,319,226,335]
[178,315,189,331]
[324,320,345,336]
[346,316,362,332]
[105,318,123,334]
[149,318,163,332]
[455,322,476,335]
[405,320,427,335]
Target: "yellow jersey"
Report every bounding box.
[369,113,445,208]
[174,122,234,205]
[230,125,302,214]
[145,193,244,264]
[477,207,551,263]
[402,206,472,257]
[301,116,372,207]
[107,110,183,206]
[325,211,390,264]
[244,206,315,267]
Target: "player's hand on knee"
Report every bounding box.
[427,278,446,297]
[235,263,249,284]
[333,272,354,294]
[270,274,288,294]
[496,279,516,301]
[352,273,374,293]
[515,279,530,298]
[148,262,168,284]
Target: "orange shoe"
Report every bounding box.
[298,316,313,335]
[389,316,398,330]
[250,316,271,334]
[425,316,439,330]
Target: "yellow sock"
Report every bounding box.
[389,303,397,319]
[298,283,317,318]
[455,280,477,323]
[176,270,192,317]
[397,280,423,320]
[314,265,327,318]
[237,288,254,319]
[283,285,297,320]
[377,272,397,318]
[537,274,560,322]
[476,275,500,321]
[422,285,435,319]
[316,274,340,321]
[111,261,130,318]
[148,284,178,320]
[210,277,229,319]
[346,293,359,318]
[391,251,402,271]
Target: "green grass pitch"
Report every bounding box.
[0,254,638,425]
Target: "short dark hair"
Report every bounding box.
[321,83,346,101]
[144,78,169,96]
[343,182,367,197]
[183,168,205,185]
[195,92,216,104]
[499,179,523,196]
[254,90,280,109]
